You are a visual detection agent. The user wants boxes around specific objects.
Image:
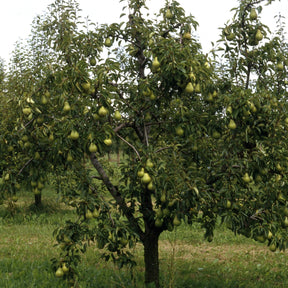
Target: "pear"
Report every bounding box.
[226,33,235,41]
[183,32,191,40]
[62,263,69,274]
[63,101,71,112]
[185,82,194,93]
[228,119,237,130]
[93,209,100,218]
[250,8,257,21]
[165,8,173,19]
[150,92,156,100]
[142,173,152,184]
[104,138,112,146]
[267,230,273,240]
[173,215,181,226]
[98,106,108,117]
[114,110,121,120]
[242,173,251,183]
[104,37,112,47]
[146,159,154,168]
[255,29,263,41]
[137,168,145,178]
[155,218,163,228]
[55,267,64,278]
[152,57,160,71]
[176,126,184,136]
[85,209,93,220]
[226,200,232,209]
[212,131,221,139]
[22,107,32,115]
[226,106,233,114]
[82,82,91,92]
[70,130,79,140]
[41,95,48,105]
[194,83,201,93]
[67,152,73,162]
[276,62,284,71]
[89,143,97,153]
[89,57,96,66]
[147,181,155,191]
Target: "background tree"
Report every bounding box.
[1,0,288,287]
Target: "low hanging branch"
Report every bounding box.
[89,152,144,238]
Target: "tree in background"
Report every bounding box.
[0,0,288,287]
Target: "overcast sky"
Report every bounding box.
[1,0,287,64]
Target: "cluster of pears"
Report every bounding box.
[137,159,155,190]
[55,263,70,278]
[31,177,45,195]
[154,191,181,229]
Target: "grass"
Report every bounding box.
[1,188,288,287]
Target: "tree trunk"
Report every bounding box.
[34,193,42,207]
[143,231,160,288]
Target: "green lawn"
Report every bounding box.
[1,188,288,288]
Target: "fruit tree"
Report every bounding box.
[1,0,288,287]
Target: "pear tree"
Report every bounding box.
[1,0,288,287]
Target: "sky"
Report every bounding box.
[0,0,287,64]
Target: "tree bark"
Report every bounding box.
[34,193,42,207]
[143,231,161,288]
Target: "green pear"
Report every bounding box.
[137,168,145,178]
[142,173,152,184]
[250,8,257,21]
[55,267,64,277]
[242,173,251,183]
[255,29,263,41]
[114,110,121,120]
[228,119,237,130]
[70,130,79,140]
[185,82,194,93]
[63,101,71,112]
[176,126,184,136]
[98,106,108,117]
[152,57,160,71]
[89,143,97,153]
[165,8,173,19]
[104,37,112,47]
[173,215,181,226]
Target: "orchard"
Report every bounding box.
[1,0,288,287]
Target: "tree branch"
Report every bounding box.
[89,153,144,238]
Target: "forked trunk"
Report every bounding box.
[143,231,160,288]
